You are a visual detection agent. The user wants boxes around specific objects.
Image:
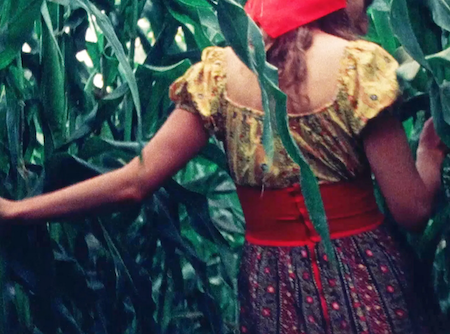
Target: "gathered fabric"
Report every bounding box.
[236,176,383,247]
[236,178,431,333]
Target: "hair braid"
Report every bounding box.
[264,8,359,114]
[266,27,313,112]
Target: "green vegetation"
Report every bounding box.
[0,0,244,333]
[0,0,450,332]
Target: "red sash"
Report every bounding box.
[236,177,384,247]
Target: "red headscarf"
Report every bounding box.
[244,0,347,38]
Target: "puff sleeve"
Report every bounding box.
[342,41,400,136]
[169,47,227,139]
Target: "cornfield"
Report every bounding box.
[0,0,450,333]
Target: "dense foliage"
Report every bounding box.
[1,0,450,333]
[0,0,245,333]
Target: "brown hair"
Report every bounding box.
[265,8,362,113]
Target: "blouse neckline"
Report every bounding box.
[222,40,357,118]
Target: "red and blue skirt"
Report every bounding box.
[236,177,433,334]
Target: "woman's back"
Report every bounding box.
[170,36,399,187]
[225,31,350,115]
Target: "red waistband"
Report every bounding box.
[236,177,384,247]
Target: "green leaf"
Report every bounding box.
[266,80,334,261]
[216,0,333,261]
[176,0,211,8]
[70,0,143,145]
[217,0,275,165]
[390,0,431,72]
[429,81,450,145]
[197,7,225,46]
[428,0,450,32]
[40,4,66,153]
[41,2,64,62]
[5,83,26,199]
[369,9,398,54]
[136,59,191,135]
[427,48,450,68]
[397,59,421,82]
[0,0,43,70]
[166,1,212,49]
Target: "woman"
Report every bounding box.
[0,0,446,333]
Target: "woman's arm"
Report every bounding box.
[1,108,209,223]
[363,113,446,232]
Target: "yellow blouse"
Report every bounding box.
[169,40,399,188]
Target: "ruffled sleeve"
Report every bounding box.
[169,47,227,139]
[342,40,400,136]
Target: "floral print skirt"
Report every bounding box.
[238,225,433,334]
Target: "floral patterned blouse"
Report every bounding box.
[169,40,399,188]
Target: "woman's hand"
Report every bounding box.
[417,118,448,161]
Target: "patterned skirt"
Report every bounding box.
[238,224,433,334]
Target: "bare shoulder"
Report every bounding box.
[307,32,350,60]
[223,47,257,82]
[301,32,351,112]
[223,47,263,111]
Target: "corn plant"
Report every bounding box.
[1,0,450,333]
[0,0,245,333]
